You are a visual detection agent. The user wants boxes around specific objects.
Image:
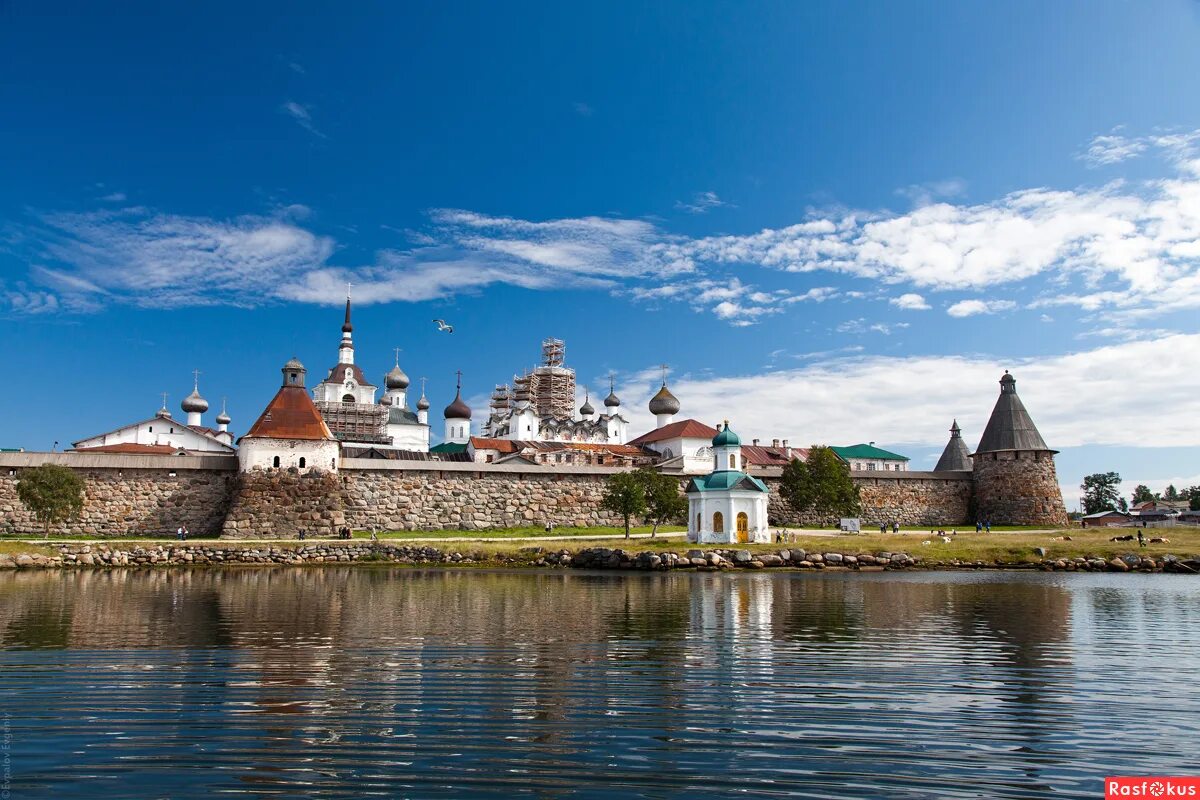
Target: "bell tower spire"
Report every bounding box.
[338,283,354,365]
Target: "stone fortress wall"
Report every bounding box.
[0,452,237,537]
[0,452,977,539]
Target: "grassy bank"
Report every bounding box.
[361,525,687,540]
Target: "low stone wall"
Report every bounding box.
[3,542,1196,574]
[0,453,236,537]
[341,464,625,531]
[762,471,974,527]
[220,469,347,539]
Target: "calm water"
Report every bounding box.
[2,568,1198,798]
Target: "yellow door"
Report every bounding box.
[736,512,749,543]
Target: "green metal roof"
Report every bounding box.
[712,423,741,447]
[831,444,909,462]
[685,471,769,493]
[429,442,468,454]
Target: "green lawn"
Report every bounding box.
[358,525,687,540]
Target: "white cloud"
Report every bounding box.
[281,100,325,138]
[946,299,1016,318]
[572,102,594,117]
[890,292,931,310]
[675,191,729,214]
[1081,134,1147,166]
[653,332,1200,451]
[99,192,126,203]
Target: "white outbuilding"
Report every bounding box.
[685,421,770,544]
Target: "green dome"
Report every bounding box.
[712,422,741,447]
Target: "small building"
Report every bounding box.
[1080,510,1131,528]
[831,443,909,472]
[686,422,770,544]
[73,377,235,454]
[238,358,340,473]
[629,419,720,475]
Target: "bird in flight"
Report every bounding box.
[432,319,454,333]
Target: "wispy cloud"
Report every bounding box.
[572,101,594,117]
[8,128,1200,330]
[675,191,729,214]
[281,100,325,138]
[895,178,965,207]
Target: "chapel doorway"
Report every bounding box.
[736,512,749,543]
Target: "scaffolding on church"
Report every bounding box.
[315,401,391,444]
[528,337,575,420]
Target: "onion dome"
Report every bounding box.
[604,377,620,408]
[156,404,172,419]
[579,391,595,417]
[380,394,393,407]
[712,421,741,447]
[215,409,232,425]
[648,383,680,415]
[444,373,471,419]
[181,387,208,414]
[417,393,430,411]
[385,364,410,390]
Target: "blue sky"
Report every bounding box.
[2,2,1199,507]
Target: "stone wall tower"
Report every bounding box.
[971,371,1068,526]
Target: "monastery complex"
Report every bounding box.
[0,296,1070,538]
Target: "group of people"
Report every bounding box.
[975,520,993,533]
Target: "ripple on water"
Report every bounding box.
[2,568,1199,798]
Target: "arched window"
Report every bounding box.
[729,453,736,469]
[298,457,306,468]
[736,512,749,543]
[272,456,281,468]
[342,393,355,403]
[713,511,724,533]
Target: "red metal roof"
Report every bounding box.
[741,444,808,466]
[72,443,182,455]
[628,419,719,446]
[242,386,336,441]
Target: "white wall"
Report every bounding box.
[687,490,770,544]
[238,437,341,473]
[75,418,233,453]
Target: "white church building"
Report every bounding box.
[685,422,771,544]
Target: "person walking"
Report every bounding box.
[176,526,184,541]
[984,520,991,534]
[976,521,983,533]
[1137,530,1146,548]
[892,521,900,534]
[181,525,188,542]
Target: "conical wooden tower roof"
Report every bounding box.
[975,372,1053,454]
[934,419,972,471]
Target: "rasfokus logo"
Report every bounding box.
[1107,778,1200,798]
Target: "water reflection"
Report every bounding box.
[2,568,1198,798]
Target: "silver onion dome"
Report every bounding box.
[648,383,680,415]
[386,364,410,390]
[379,394,393,406]
[417,394,430,411]
[181,388,209,414]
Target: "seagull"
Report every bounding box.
[432,319,454,333]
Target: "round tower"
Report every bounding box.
[971,371,1068,526]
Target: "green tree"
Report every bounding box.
[1185,486,1200,511]
[633,468,687,537]
[602,471,647,539]
[15,464,84,538]
[1080,472,1122,515]
[1131,484,1157,505]
[1163,484,1179,501]
[779,446,860,525]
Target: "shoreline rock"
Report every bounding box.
[0,543,1197,575]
